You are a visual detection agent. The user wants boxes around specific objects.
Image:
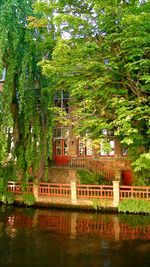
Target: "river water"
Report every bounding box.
[0,206,149,267]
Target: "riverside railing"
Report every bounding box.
[120,185,150,199]
[77,184,113,199]
[7,181,150,204]
[7,181,33,194]
[39,183,71,197]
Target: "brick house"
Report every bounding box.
[52,91,133,185]
[0,67,133,184]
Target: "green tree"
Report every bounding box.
[0,0,55,181]
[37,0,150,183]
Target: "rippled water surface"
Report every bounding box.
[0,206,150,267]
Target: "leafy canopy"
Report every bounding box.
[36,0,150,181]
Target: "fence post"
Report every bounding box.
[71,181,77,203]
[33,182,39,202]
[113,181,120,207]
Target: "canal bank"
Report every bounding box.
[13,194,117,212]
[5,181,150,214]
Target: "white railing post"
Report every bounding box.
[113,181,120,207]
[33,182,39,202]
[71,181,77,203]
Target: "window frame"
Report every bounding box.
[78,138,93,157]
[53,127,69,139]
[100,129,115,157]
[54,90,70,114]
[55,139,69,156]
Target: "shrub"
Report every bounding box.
[77,169,111,185]
[118,199,150,214]
[92,198,102,211]
[0,191,14,205]
[132,153,150,185]
[23,193,36,206]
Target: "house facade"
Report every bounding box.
[0,67,133,185]
[52,91,133,185]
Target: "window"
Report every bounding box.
[109,140,115,156]
[55,140,62,155]
[55,140,69,156]
[100,139,115,157]
[63,140,68,155]
[78,138,93,157]
[100,141,107,156]
[0,69,6,92]
[122,147,128,157]
[86,139,93,156]
[0,68,6,82]
[6,127,14,155]
[78,129,93,157]
[100,129,115,157]
[53,127,69,139]
[53,128,69,156]
[54,90,69,113]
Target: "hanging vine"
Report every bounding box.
[0,0,55,183]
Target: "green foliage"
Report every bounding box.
[92,198,101,211]
[132,153,150,185]
[0,192,14,205]
[0,176,4,190]
[118,199,150,214]
[0,162,17,201]
[77,169,110,185]
[0,0,54,180]
[134,177,150,186]
[0,166,15,204]
[21,180,29,193]
[37,0,150,182]
[4,192,14,205]
[23,194,36,206]
[1,0,150,183]
[92,198,110,211]
[0,162,17,182]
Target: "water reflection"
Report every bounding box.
[0,206,150,267]
[2,208,149,240]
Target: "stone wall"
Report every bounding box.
[47,168,78,183]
